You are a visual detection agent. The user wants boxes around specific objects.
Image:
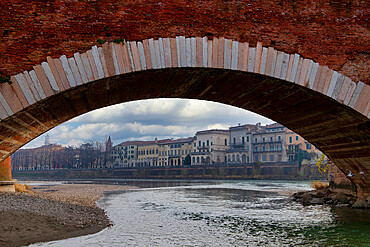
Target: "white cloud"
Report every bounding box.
[23,99,273,148]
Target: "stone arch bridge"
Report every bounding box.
[0,1,368,195]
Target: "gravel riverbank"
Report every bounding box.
[0,183,134,247]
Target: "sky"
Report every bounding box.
[24,98,274,148]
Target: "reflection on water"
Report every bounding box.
[32,180,370,247]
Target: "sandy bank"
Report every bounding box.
[0,183,134,247]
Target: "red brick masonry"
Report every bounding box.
[0,0,369,84]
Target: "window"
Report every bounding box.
[246,145,249,151]
[199,141,201,146]
[270,155,274,161]
[262,145,265,151]
[289,136,292,143]
[225,139,227,146]
[255,138,257,143]
[296,136,299,141]
[270,137,273,142]
[278,136,281,141]
[207,140,209,146]
[306,143,312,149]
[246,136,249,142]
[203,142,205,147]
[255,146,258,151]
[233,137,236,144]
[262,155,266,162]
[247,156,250,163]
[263,137,265,143]
[255,156,258,161]
[242,137,245,144]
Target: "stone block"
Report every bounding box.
[29,70,47,99]
[142,39,152,70]
[178,36,186,67]
[202,37,208,67]
[265,47,274,76]
[60,55,76,87]
[14,73,36,105]
[223,38,232,69]
[68,58,83,86]
[80,53,94,82]
[354,84,370,115]
[130,41,142,72]
[137,41,147,70]
[212,37,218,68]
[280,53,289,80]
[191,37,196,67]
[253,42,263,73]
[260,47,268,74]
[92,46,105,79]
[102,42,115,76]
[0,92,13,116]
[290,54,300,82]
[97,47,109,76]
[47,57,66,90]
[23,71,41,101]
[207,40,213,67]
[73,53,88,84]
[87,50,99,79]
[237,42,248,71]
[158,38,166,69]
[185,38,191,67]
[231,41,239,70]
[273,51,284,79]
[217,37,225,69]
[348,81,365,108]
[122,42,132,73]
[163,38,172,68]
[113,43,125,73]
[294,57,303,83]
[170,38,178,68]
[33,65,54,97]
[195,37,203,67]
[10,76,29,108]
[248,47,255,72]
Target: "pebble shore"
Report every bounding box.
[0,183,134,247]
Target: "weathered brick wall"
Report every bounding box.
[0,0,369,84]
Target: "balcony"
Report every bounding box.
[227,148,249,153]
[254,148,283,153]
[191,151,211,155]
[230,142,245,148]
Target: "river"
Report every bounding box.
[31,180,370,246]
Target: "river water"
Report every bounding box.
[32,180,370,246]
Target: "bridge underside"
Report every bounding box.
[0,68,369,195]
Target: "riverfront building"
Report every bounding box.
[191,129,229,165]
[158,137,195,166]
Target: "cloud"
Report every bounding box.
[23,99,273,148]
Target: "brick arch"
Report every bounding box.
[0,36,369,195]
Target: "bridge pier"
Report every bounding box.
[0,157,15,192]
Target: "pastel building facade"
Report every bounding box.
[191,130,229,165]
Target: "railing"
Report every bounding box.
[253,148,283,153]
[252,140,284,144]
